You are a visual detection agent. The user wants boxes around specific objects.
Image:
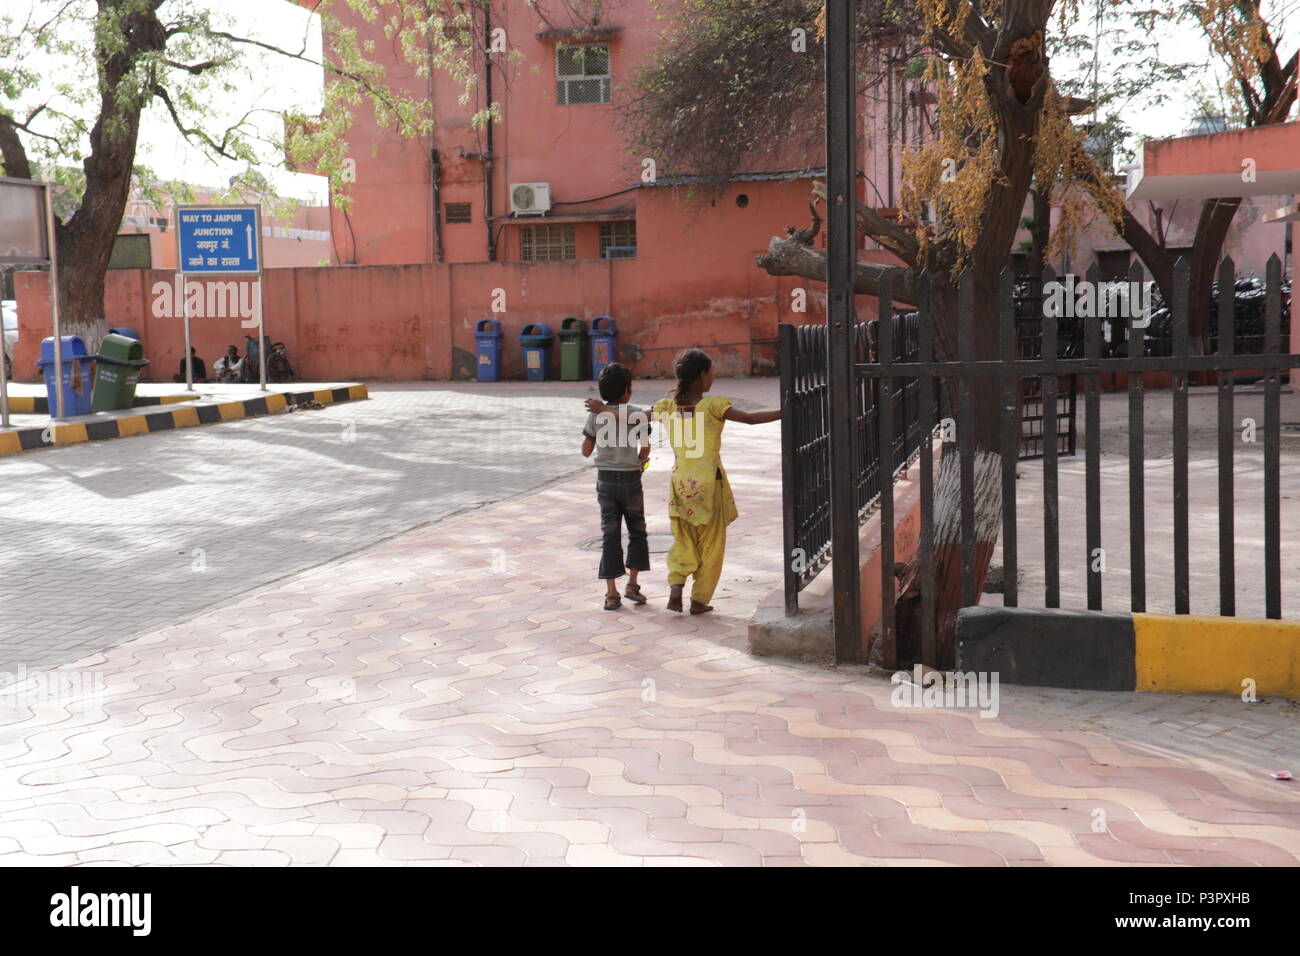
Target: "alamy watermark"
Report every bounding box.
[890,665,1000,718]
[0,665,106,716]
[1043,274,1156,328]
[150,276,260,328]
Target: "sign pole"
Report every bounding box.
[45,182,65,421]
[181,272,193,391]
[256,272,266,390]
[0,328,8,428]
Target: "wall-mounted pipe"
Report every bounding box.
[483,2,497,262]
[431,148,444,263]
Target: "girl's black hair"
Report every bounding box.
[673,349,712,406]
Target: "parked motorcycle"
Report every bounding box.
[240,334,295,383]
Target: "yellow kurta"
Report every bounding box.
[652,396,738,603]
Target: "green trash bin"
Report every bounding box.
[91,333,151,412]
[558,317,587,381]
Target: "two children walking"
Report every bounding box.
[582,349,780,615]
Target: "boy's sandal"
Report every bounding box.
[666,586,684,613]
[624,584,647,605]
[604,594,621,611]
[689,601,714,615]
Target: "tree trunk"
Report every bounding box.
[1114,196,1242,357]
[1030,186,1049,271]
[0,2,162,350]
[54,38,150,349]
[882,272,1004,669]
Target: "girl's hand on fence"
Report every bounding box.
[724,407,781,425]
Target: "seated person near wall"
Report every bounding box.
[174,347,208,383]
[213,345,243,384]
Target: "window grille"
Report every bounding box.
[599,221,637,258]
[521,224,577,261]
[557,44,612,105]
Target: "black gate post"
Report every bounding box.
[778,322,799,614]
[825,0,861,663]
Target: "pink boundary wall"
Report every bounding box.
[13,259,819,385]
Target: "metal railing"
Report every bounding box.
[856,257,1297,669]
[778,285,1084,609]
[778,317,925,610]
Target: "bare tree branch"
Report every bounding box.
[812,180,920,266]
[756,233,918,304]
[150,83,242,161]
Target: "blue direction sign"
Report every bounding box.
[176,204,261,274]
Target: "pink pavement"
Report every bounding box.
[0,422,1298,866]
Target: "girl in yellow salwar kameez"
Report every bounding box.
[651,349,781,615]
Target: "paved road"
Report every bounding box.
[0,379,780,675]
[0,383,606,673]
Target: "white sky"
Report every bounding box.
[133,0,328,202]
[14,1,1300,204]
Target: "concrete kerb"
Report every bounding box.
[0,384,369,456]
[5,391,199,415]
[748,444,932,663]
[957,605,1300,698]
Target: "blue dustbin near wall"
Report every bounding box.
[519,323,555,382]
[589,316,617,380]
[35,336,94,416]
[474,319,504,382]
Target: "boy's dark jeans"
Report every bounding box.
[596,469,650,580]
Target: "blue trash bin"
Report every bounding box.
[474,319,504,382]
[519,323,555,382]
[589,316,617,380]
[35,336,94,416]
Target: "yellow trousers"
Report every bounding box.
[666,515,727,604]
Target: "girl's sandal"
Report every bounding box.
[666,585,684,613]
[689,600,714,616]
[624,584,647,605]
[604,593,622,611]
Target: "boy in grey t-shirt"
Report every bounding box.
[581,363,651,610]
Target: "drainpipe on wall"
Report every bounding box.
[432,149,444,263]
[483,2,497,262]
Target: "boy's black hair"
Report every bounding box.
[598,362,632,403]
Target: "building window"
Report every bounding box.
[445,202,472,224]
[520,224,576,261]
[557,44,611,105]
[600,221,637,258]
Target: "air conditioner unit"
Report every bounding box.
[511,183,552,216]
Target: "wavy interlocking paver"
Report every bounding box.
[0,400,1298,866]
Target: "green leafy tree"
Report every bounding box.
[0,0,499,343]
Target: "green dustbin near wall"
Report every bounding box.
[91,333,151,412]
[558,317,587,381]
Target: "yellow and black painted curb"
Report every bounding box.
[956,605,1300,697]
[0,384,368,457]
[4,391,198,415]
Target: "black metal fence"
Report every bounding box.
[1014,276,1079,458]
[778,285,1082,609]
[778,318,924,609]
[854,256,1296,669]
